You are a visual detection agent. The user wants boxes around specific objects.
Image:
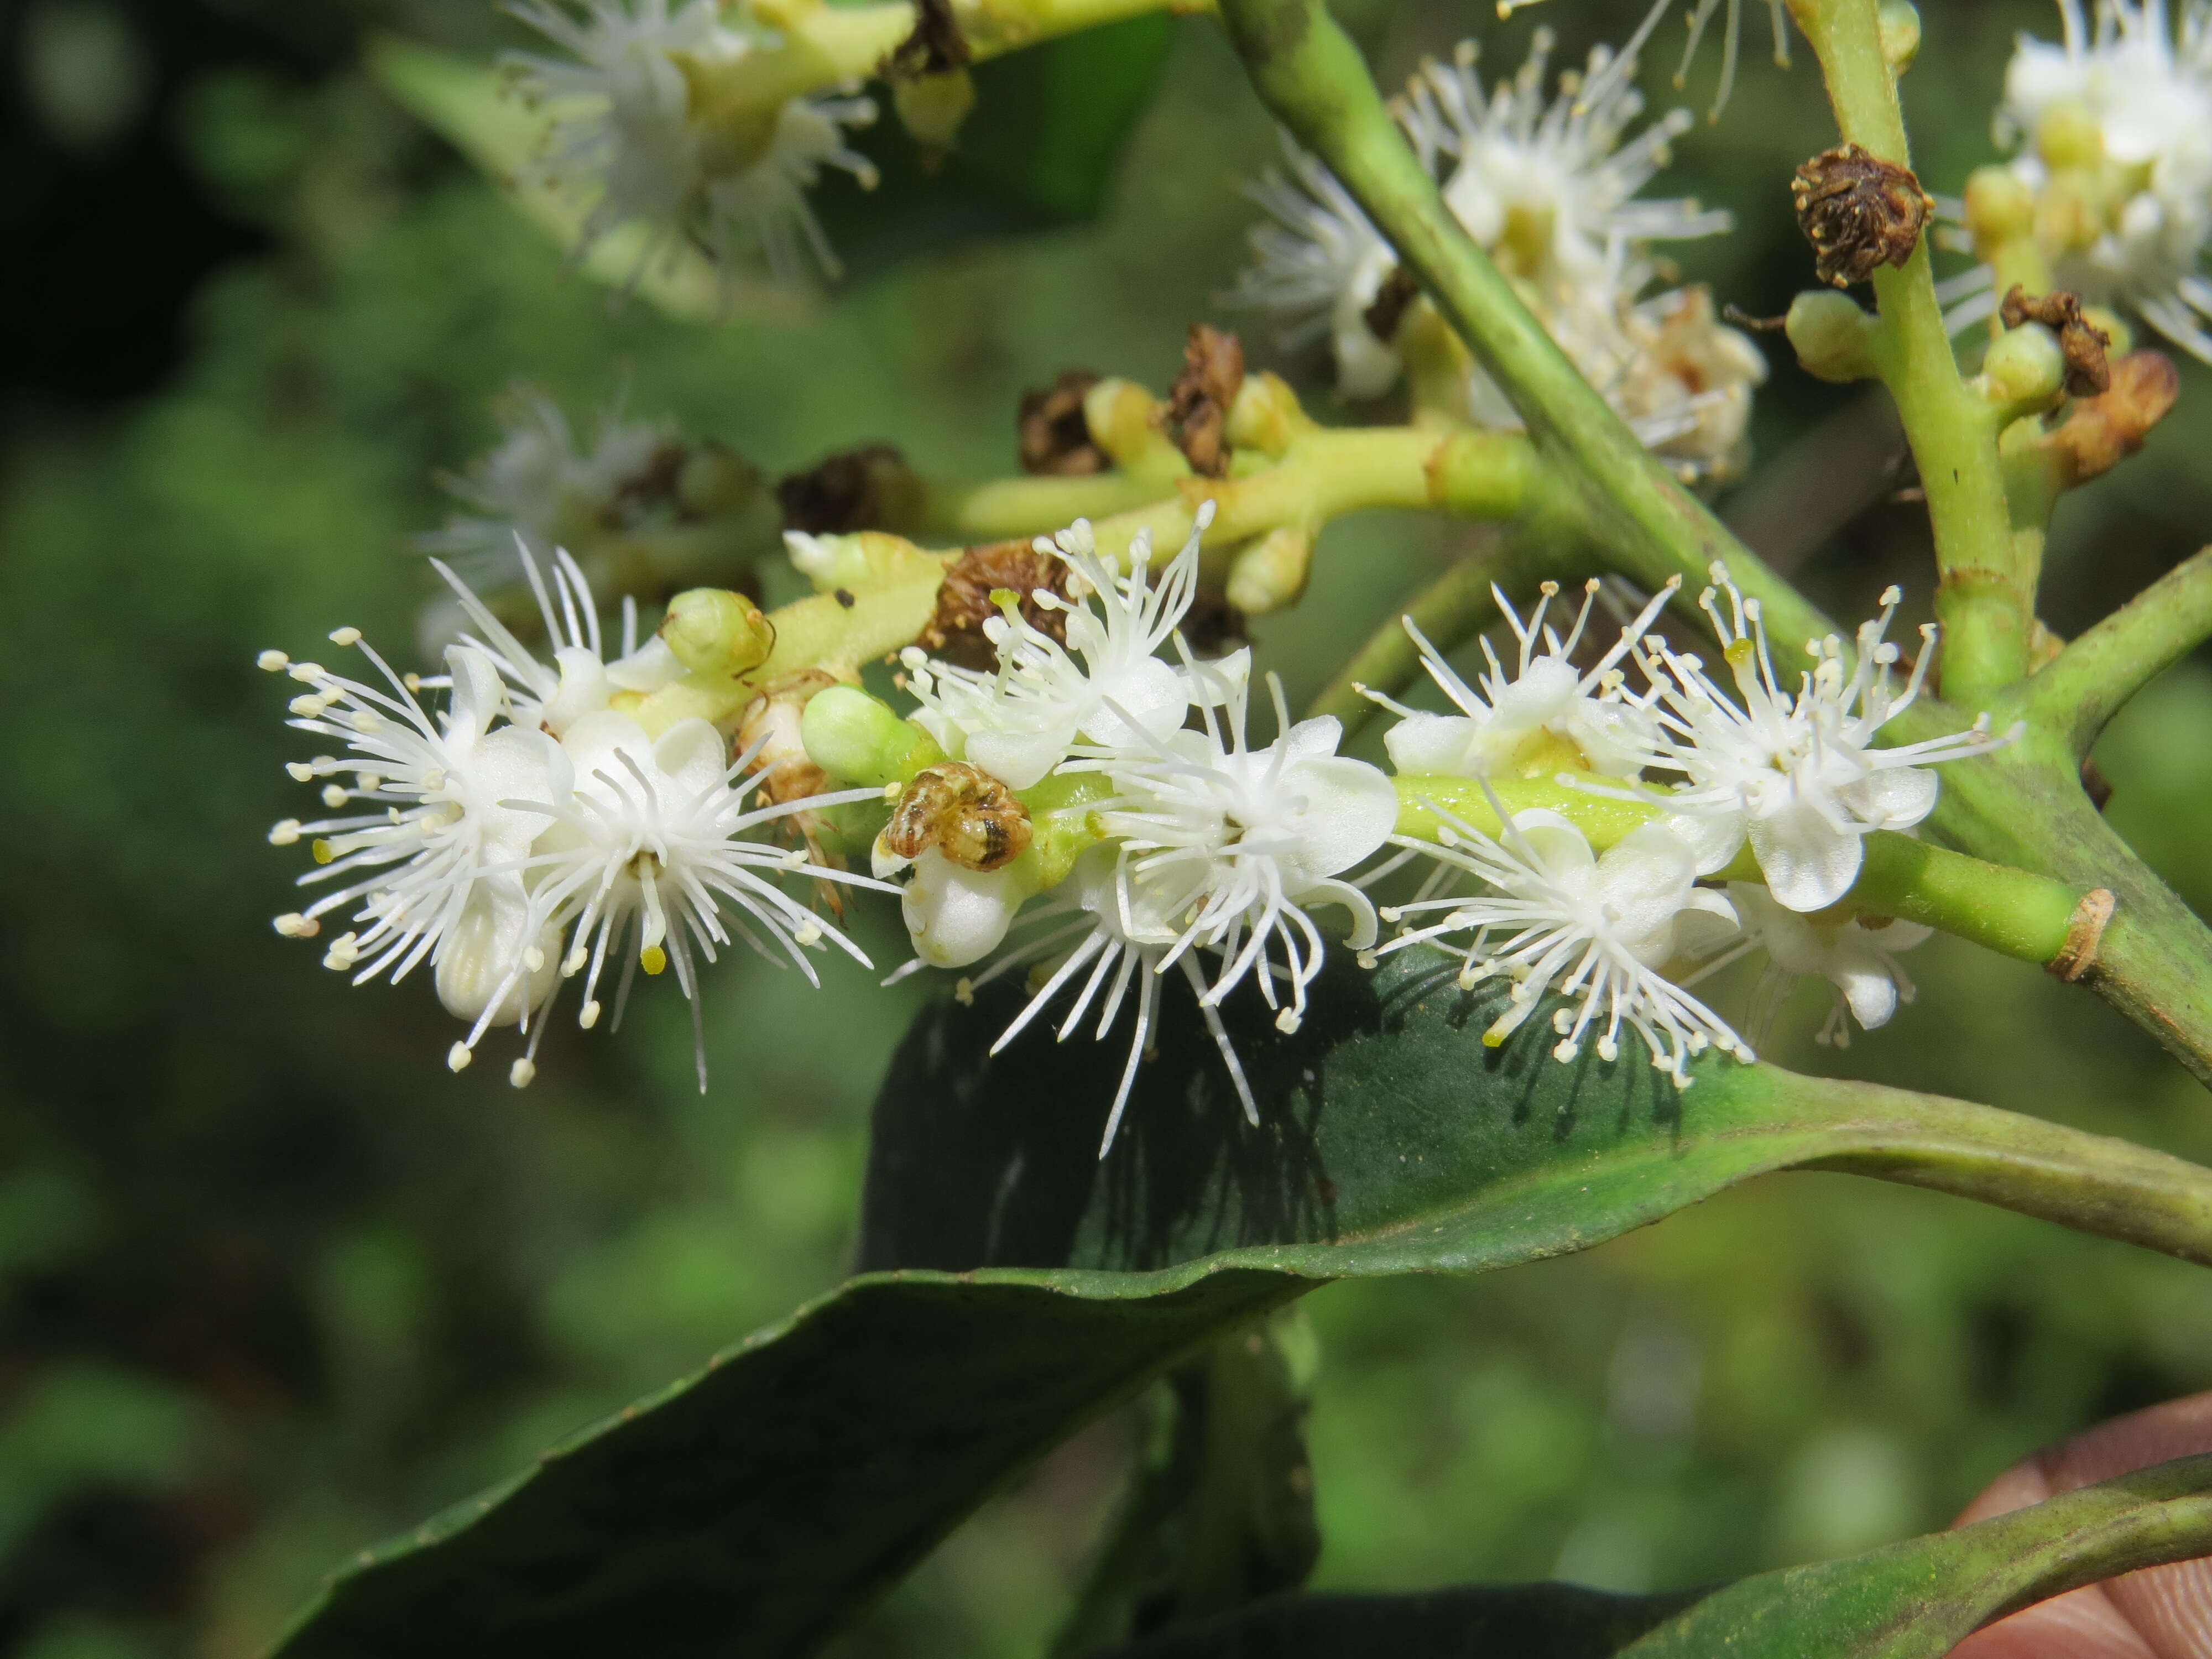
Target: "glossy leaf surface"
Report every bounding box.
[275,955,2212,1656]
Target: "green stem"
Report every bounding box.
[1213,0,1833,655]
[1790,0,2028,700]
[1082,427,1535,574]
[2021,545,2212,754]
[1303,552,1508,731]
[1776,1072,2212,1267]
[1930,736,2212,1087]
[921,473,1176,541]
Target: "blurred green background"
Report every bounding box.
[7,0,2212,1653]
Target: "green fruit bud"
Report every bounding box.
[661,588,775,679]
[1878,2,1921,72]
[1227,522,1317,615]
[1786,290,1880,384]
[893,69,975,151]
[1979,321,2067,417]
[676,443,760,516]
[801,686,941,787]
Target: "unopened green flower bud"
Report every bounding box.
[1786,290,1881,383]
[2037,100,2104,171]
[1978,321,2068,418]
[893,69,975,150]
[1963,165,2035,255]
[801,685,942,787]
[661,588,775,679]
[1227,521,1317,615]
[1877,2,1921,72]
[676,443,761,517]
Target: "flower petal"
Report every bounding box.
[1748,804,1864,912]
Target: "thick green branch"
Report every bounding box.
[1213,0,1832,656]
[1789,0,2028,699]
[2022,545,2212,754]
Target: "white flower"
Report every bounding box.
[900,504,1234,791]
[1952,0,2212,356]
[1625,568,2019,913]
[507,0,878,285]
[966,845,1260,1157]
[1081,674,1399,1037]
[265,636,564,1034]
[1371,576,1674,781]
[1400,29,1732,295]
[1378,797,1751,1083]
[268,560,880,1085]
[432,542,684,737]
[515,710,888,1090]
[1227,136,1405,399]
[417,387,672,589]
[1697,881,1931,1048]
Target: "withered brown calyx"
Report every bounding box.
[1999,286,2113,397]
[883,763,1033,873]
[920,539,1072,671]
[1791,143,1934,288]
[1018,370,1105,476]
[1157,324,1245,479]
[884,0,969,77]
[775,443,925,534]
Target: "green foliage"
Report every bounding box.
[1099,1452,2212,1658]
[269,953,2212,1655]
[10,2,2212,1656]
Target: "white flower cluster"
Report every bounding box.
[869,512,2012,1149]
[1945,0,2212,357]
[263,550,882,1089]
[1371,570,2017,1080]
[1229,21,1765,479]
[888,505,1400,1154]
[507,0,878,285]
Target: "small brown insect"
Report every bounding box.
[921,539,1072,670]
[883,763,1034,873]
[1791,143,1933,288]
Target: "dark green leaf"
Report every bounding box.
[275,954,2212,1658]
[1093,1582,1699,1657]
[1097,1452,2212,1659]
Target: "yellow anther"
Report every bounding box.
[640,944,667,975]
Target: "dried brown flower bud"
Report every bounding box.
[775,444,926,534]
[1018,371,1106,476]
[1791,143,1933,287]
[1361,267,1422,347]
[920,539,1072,670]
[1998,286,2112,397]
[1157,324,1245,479]
[884,762,1033,873]
[2041,350,2180,489]
[884,0,969,76]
